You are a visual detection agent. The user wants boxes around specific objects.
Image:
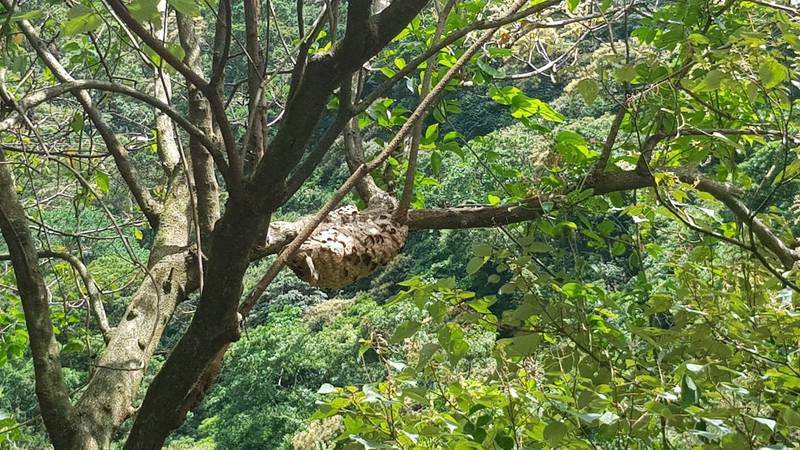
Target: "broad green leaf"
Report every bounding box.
[507,333,540,356]
[466,256,486,275]
[69,113,84,133]
[95,171,110,194]
[129,0,160,24]
[390,321,421,344]
[697,69,725,91]
[752,417,777,432]
[758,59,788,89]
[681,374,701,406]
[544,421,567,444]
[62,5,103,35]
[430,151,442,175]
[575,78,599,104]
[473,243,492,257]
[615,64,637,82]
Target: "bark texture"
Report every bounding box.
[0,152,78,448]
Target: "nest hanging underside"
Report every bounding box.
[287,205,408,289]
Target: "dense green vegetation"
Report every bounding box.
[1,0,800,448]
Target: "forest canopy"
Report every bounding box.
[0,0,799,449]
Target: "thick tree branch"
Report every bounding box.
[177,13,221,243]
[72,166,196,449]
[407,168,799,270]
[243,0,266,174]
[105,0,243,191]
[591,105,627,180]
[0,151,77,448]
[249,0,431,206]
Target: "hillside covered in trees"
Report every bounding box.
[0,0,799,449]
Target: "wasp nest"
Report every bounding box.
[287,204,408,289]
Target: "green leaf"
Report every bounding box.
[416,343,440,370]
[437,324,469,365]
[380,67,396,78]
[423,123,439,144]
[473,243,492,257]
[783,408,800,427]
[697,69,726,91]
[390,321,421,344]
[95,171,110,194]
[681,374,701,406]
[466,256,486,275]
[9,9,41,21]
[430,151,442,175]
[494,433,515,450]
[686,363,705,373]
[507,333,540,356]
[544,421,567,444]
[688,33,710,45]
[615,64,637,82]
[575,78,599,104]
[129,0,160,24]
[566,0,581,12]
[758,59,788,89]
[168,0,200,16]
[167,43,186,61]
[467,296,496,314]
[752,417,777,432]
[69,112,84,133]
[62,5,103,35]
[526,241,552,253]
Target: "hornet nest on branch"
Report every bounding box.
[286,194,408,289]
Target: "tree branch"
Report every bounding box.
[0,250,112,340]
[177,12,221,244]
[0,79,230,183]
[105,0,243,191]
[2,10,162,228]
[0,151,77,447]
[396,0,456,220]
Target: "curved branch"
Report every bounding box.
[0,251,112,340]
[105,0,209,91]
[0,79,230,183]
[105,0,242,190]
[2,9,162,229]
